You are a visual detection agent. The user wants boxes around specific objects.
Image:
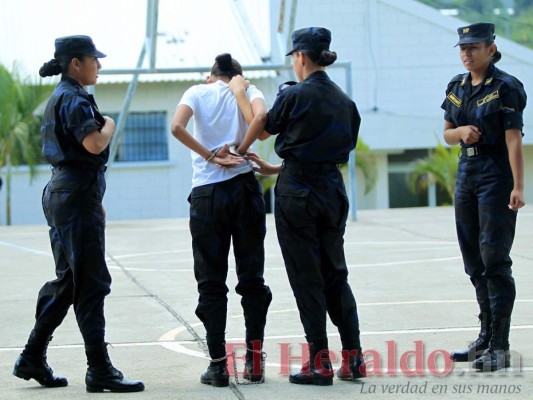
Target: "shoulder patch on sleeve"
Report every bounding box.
[447,92,462,107]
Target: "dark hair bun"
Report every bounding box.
[215,53,233,72]
[39,59,62,77]
[317,50,337,67]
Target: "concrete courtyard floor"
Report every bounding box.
[1,206,532,399]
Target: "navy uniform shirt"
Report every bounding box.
[441,63,527,149]
[41,76,108,167]
[265,71,360,164]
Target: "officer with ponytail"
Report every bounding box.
[236,27,366,386]
[13,35,144,393]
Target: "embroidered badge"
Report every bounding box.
[447,92,462,107]
[477,90,499,107]
[463,28,470,33]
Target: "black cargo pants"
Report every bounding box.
[274,163,361,352]
[189,172,272,359]
[35,166,111,344]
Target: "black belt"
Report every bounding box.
[460,146,493,157]
[282,160,339,171]
[53,163,107,172]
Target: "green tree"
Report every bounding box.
[409,142,460,203]
[511,7,533,47]
[417,0,533,48]
[0,63,51,225]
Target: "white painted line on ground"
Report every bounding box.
[107,265,194,272]
[345,241,457,246]
[238,325,533,340]
[229,300,533,319]
[110,249,191,259]
[347,256,462,268]
[0,241,52,256]
[152,325,533,352]
[159,342,208,359]
[104,256,463,272]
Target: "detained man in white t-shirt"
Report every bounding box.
[171,53,272,387]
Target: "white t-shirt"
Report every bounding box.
[178,80,265,188]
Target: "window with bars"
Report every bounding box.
[108,111,169,162]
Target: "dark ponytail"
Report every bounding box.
[39,59,62,77]
[38,53,85,77]
[210,53,243,78]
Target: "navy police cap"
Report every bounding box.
[285,27,331,56]
[455,23,495,47]
[54,35,106,58]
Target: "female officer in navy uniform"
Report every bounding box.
[442,23,526,371]
[13,35,144,392]
[236,27,366,386]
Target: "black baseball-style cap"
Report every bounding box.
[54,35,106,58]
[455,23,495,47]
[285,27,331,56]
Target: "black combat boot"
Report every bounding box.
[337,348,367,380]
[474,317,511,372]
[13,329,68,388]
[201,340,229,387]
[243,339,265,382]
[85,343,144,392]
[338,320,366,380]
[450,312,492,362]
[289,342,333,386]
[200,359,229,387]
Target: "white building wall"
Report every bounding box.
[3,0,533,224]
[0,77,279,225]
[274,0,533,148]
[352,153,389,210]
[1,167,49,225]
[270,0,533,210]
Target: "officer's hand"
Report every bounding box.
[459,125,481,145]
[228,75,250,94]
[213,154,244,168]
[508,190,525,211]
[246,152,281,176]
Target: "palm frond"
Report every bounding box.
[409,142,459,201]
[0,63,53,224]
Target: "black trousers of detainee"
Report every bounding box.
[274,162,361,352]
[189,171,272,359]
[35,166,111,345]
